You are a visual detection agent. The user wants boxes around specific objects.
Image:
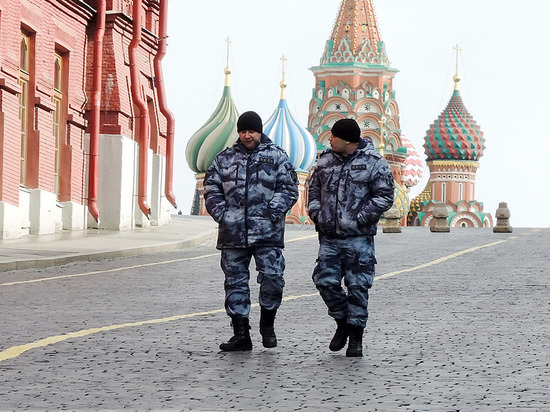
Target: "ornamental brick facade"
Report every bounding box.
[0,0,174,239]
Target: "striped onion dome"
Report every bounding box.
[264,96,316,172]
[185,70,239,173]
[400,134,423,189]
[424,81,485,161]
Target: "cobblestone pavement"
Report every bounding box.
[0,227,548,411]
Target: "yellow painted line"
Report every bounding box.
[0,293,318,363]
[1,235,316,288]
[0,233,522,363]
[377,239,508,280]
[0,253,220,287]
[0,308,223,363]
[286,233,317,243]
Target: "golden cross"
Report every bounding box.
[453,44,462,77]
[225,37,232,69]
[280,55,288,98]
[281,55,287,83]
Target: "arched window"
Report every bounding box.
[54,55,62,92]
[19,32,31,186]
[52,53,63,197]
[20,36,29,73]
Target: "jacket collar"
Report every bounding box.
[330,137,374,162]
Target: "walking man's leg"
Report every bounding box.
[312,237,349,351]
[343,236,376,357]
[219,249,253,351]
[254,247,285,348]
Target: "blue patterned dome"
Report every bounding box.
[264,98,316,172]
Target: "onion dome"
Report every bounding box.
[393,183,410,219]
[400,134,423,189]
[185,65,239,173]
[423,75,485,161]
[264,57,317,172]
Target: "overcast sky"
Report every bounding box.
[164,0,550,228]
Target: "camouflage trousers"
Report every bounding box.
[312,235,376,328]
[220,247,286,318]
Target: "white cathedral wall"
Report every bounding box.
[133,145,152,229]
[0,201,23,239]
[61,201,87,231]
[97,134,137,231]
[0,186,65,239]
[150,154,171,226]
[0,135,171,238]
[29,189,63,235]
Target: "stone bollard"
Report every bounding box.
[430,203,450,232]
[383,206,401,233]
[493,201,513,233]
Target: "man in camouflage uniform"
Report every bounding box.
[204,111,299,351]
[308,118,394,357]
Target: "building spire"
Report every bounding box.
[280,54,287,99]
[330,0,381,56]
[224,36,232,86]
[453,43,462,91]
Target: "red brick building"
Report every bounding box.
[0,0,175,239]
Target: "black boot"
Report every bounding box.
[329,318,349,352]
[219,317,252,352]
[346,325,364,357]
[259,307,277,348]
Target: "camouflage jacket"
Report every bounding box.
[308,138,394,237]
[204,134,299,249]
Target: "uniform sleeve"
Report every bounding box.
[267,154,299,222]
[307,167,321,224]
[203,158,227,223]
[357,158,395,225]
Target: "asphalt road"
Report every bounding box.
[1,227,548,411]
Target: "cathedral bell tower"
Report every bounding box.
[308,0,407,186]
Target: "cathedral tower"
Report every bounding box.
[308,0,407,186]
[409,46,492,228]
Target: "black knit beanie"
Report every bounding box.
[237,111,263,134]
[331,118,361,143]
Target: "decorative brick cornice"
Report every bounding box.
[427,160,479,168]
[0,78,20,95]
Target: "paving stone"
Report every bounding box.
[0,227,548,410]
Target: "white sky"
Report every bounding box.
[164,0,550,228]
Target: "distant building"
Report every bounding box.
[186,0,427,225]
[185,52,316,224]
[308,0,422,223]
[0,0,175,239]
[409,54,493,228]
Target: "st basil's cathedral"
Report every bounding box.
[185,0,492,228]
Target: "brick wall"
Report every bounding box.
[0,0,167,210]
